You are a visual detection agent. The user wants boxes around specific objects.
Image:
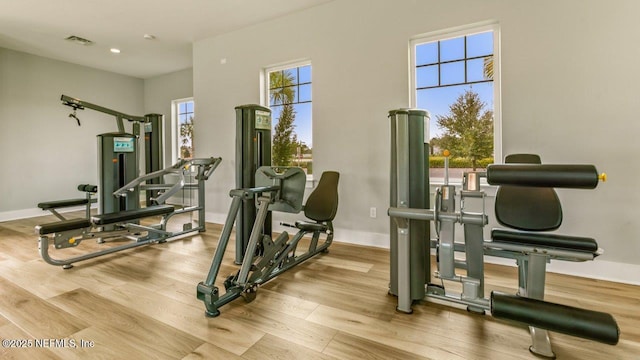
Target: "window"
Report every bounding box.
[411,24,501,179]
[264,62,312,176]
[171,98,194,163]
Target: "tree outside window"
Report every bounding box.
[177,100,194,160]
[267,64,312,175]
[413,27,499,176]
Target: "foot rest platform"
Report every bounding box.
[491,292,619,345]
[38,198,91,210]
[91,205,175,226]
[492,229,598,253]
[36,218,92,235]
[295,221,328,232]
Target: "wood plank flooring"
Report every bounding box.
[0,212,638,359]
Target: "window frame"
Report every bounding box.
[262,59,314,180]
[171,97,194,165]
[409,22,502,171]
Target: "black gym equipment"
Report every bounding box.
[98,132,139,227]
[197,167,339,317]
[61,94,165,207]
[36,157,221,269]
[485,154,617,357]
[386,108,618,358]
[235,104,272,264]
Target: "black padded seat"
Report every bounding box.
[91,205,175,225]
[304,171,340,222]
[294,221,328,232]
[492,229,599,253]
[38,198,89,210]
[493,154,564,231]
[492,154,599,253]
[36,218,92,235]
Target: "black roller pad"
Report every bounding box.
[487,164,599,189]
[492,229,599,253]
[491,292,619,345]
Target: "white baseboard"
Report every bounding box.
[311,226,640,285]
[0,205,96,223]
[11,208,636,286]
[0,208,46,222]
[483,255,640,286]
[205,211,230,227]
[332,229,390,249]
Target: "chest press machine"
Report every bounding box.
[387,109,618,358]
[36,157,221,269]
[197,166,339,317]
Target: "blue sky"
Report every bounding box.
[270,64,313,147]
[415,31,494,139]
[270,31,494,148]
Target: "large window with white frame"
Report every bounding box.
[411,23,501,179]
[171,98,194,164]
[264,61,313,176]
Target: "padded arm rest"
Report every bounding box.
[38,198,89,210]
[36,218,92,235]
[492,229,598,253]
[91,205,175,225]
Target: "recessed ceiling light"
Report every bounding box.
[65,35,93,46]
[110,48,121,54]
[143,34,156,40]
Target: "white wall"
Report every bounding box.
[0,48,144,219]
[143,68,193,167]
[193,0,640,280]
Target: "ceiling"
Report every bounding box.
[0,0,333,79]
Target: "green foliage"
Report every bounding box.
[429,156,493,169]
[434,90,494,170]
[270,71,298,166]
[179,116,194,159]
[483,56,493,80]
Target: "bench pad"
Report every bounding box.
[36,218,92,235]
[491,229,598,253]
[91,205,175,226]
[38,198,89,210]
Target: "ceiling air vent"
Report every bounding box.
[65,35,94,46]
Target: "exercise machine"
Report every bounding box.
[98,132,139,224]
[36,157,221,269]
[387,108,618,358]
[235,104,272,263]
[485,156,618,357]
[197,167,339,317]
[62,94,165,206]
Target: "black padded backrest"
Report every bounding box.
[504,153,541,164]
[495,154,562,231]
[304,171,340,222]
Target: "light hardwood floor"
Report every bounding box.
[0,212,638,359]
